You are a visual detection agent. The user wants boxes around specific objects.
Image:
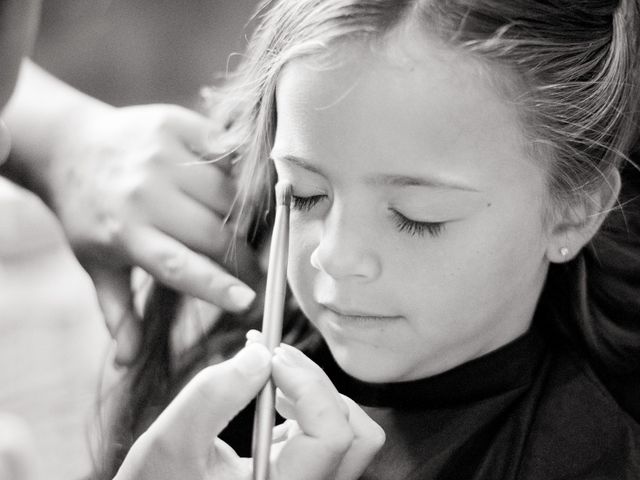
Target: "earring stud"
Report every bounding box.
[559,247,569,257]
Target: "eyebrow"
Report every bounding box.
[271,154,481,193]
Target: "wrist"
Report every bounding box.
[2,60,114,204]
[45,95,114,207]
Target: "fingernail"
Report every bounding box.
[228,284,256,309]
[273,346,297,367]
[234,343,271,376]
[245,329,262,343]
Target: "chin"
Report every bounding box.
[328,341,412,383]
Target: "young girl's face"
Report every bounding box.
[272,33,553,382]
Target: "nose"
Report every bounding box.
[309,202,381,282]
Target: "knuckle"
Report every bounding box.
[154,249,187,284]
[366,423,387,450]
[337,397,351,418]
[204,264,236,295]
[303,398,354,448]
[294,375,325,402]
[101,214,123,238]
[94,214,128,248]
[121,174,150,207]
[227,357,254,382]
[328,425,355,454]
[143,144,166,165]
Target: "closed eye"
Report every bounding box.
[390,209,446,238]
[291,194,326,212]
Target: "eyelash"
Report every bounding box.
[290,194,446,238]
[291,194,325,212]
[390,210,446,238]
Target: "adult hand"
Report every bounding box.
[268,343,386,480]
[46,103,260,365]
[0,414,37,480]
[115,341,384,480]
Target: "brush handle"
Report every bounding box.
[252,184,291,480]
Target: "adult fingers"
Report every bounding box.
[90,267,142,365]
[154,106,215,154]
[149,342,271,456]
[148,188,261,288]
[332,396,385,480]
[272,345,384,480]
[123,225,256,311]
[270,345,354,480]
[273,343,348,416]
[275,396,384,480]
[171,160,236,216]
[209,437,253,480]
[155,105,237,166]
[114,343,271,480]
[148,184,232,259]
[158,106,239,177]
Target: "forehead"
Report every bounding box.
[273,33,532,186]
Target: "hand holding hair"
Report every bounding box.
[56,103,260,365]
[3,62,261,365]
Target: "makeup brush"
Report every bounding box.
[252,181,292,480]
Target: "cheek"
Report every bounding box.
[394,206,547,311]
[286,220,318,298]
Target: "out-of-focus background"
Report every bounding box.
[0,1,258,479]
[34,0,258,108]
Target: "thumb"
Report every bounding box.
[90,267,142,365]
[149,342,271,452]
[115,343,271,480]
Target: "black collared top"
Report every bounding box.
[314,323,640,479]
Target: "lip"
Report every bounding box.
[319,302,400,320]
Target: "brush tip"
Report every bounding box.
[275,181,292,207]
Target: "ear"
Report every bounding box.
[545,168,621,263]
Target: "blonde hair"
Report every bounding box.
[100,4,640,472]
[207,0,640,233]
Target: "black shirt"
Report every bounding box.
[314,325,640,479]
[220,318,640,479]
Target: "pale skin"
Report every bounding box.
[114,339,385,480]
[103,24,623,475]
[272,27,618,383]
[0,3,382,479]
[4,61,260,364]
[0,3,619,477]
[1,340,384,480]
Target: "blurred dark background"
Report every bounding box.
[34,0,259,108]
